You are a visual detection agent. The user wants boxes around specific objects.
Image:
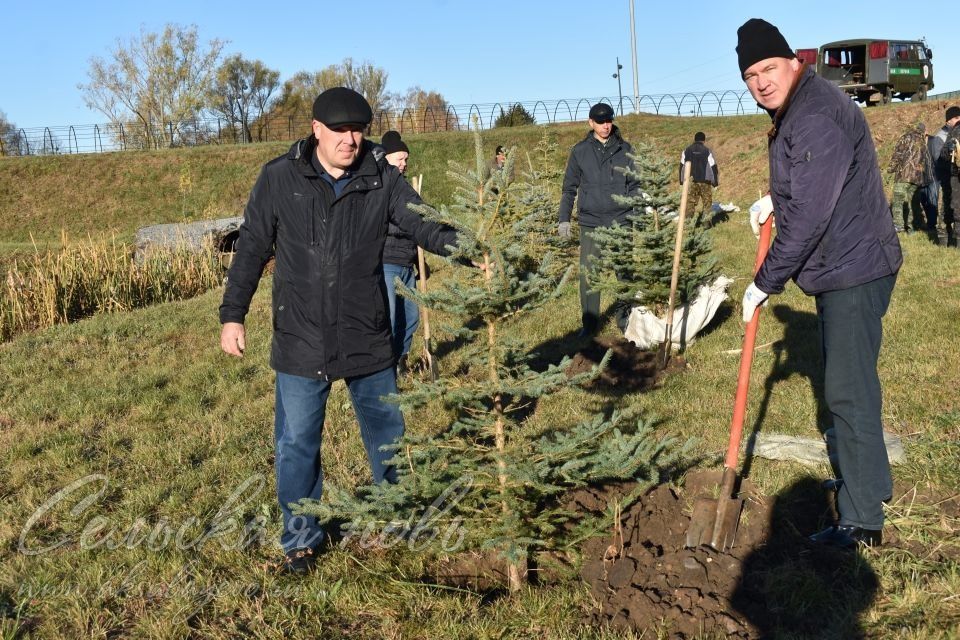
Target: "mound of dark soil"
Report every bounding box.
[578,471,889,639]
[566,336,686,393]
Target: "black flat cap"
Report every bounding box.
[312,87,372,128]
[589,102,615,122]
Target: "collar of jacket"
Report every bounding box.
[288,136,384,185]
[766,63,812,141]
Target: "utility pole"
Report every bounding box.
[629,0,639,113]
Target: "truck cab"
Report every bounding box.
[817,39,933,105]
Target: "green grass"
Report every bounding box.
[1,102,959,638]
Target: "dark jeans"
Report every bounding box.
[274,367,404,552]
[922,179,940,229]
[944,177,956,227]
[578,227,629,331]
[816,273,896,530]
[383,263,420,358]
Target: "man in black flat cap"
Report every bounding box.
[736,19,902,549]
[558,102,640,336]
[219,88,462,574]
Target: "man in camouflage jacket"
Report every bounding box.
[888,122,933,234]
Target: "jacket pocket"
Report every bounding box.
[279,193,317,245]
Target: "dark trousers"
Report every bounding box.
[579,227,602,328]
[943,177,955,227]
[578,227,629,331]
[922,179,940,229]
[816,274,896,529]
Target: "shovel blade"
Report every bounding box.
[709,496,743,552]
[685,495,744,551]
[686,496,718,548]
[421,340,439,382]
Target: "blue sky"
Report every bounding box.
[3,0,956,130]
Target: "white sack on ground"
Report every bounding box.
[623,275,734,349]
[747,430,905,467]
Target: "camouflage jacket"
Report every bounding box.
[941,127,960,176]
[889,128,933,185]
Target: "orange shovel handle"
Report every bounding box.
[724,216,773,470]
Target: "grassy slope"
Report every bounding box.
[1,101,959,638]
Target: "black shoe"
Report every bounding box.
[809,525,882,549]
[282,547,318,575]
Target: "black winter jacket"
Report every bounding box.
[219,137,458,380]
[757,66,902,296]
[558,127,640,228]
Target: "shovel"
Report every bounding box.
[412,175,439,381]
[659,161,693,369]
[685,213,773,551]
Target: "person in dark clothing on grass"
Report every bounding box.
[378,130,420,373]
[680,131,720,225]
[219,88,468,575]
[557,102,640,337]
[737,19,902,549]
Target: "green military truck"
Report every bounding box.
[806,39,933,105]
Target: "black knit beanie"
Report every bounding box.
[736,18,795,77]
[380,130,408,155]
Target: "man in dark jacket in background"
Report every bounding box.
[680,131,720,225]
[738,19,902,549]
[379,130,420,372]
[558,102,640,336]
[219,88,461,574]
[930,106,960,242]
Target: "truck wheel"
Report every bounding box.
[912,85,928,102]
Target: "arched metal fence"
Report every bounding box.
[0,90,767,157]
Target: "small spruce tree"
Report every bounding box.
[587,140,718,317]
[298,129,687,591]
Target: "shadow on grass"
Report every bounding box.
[731,476,879,639]
[741,304,828,479]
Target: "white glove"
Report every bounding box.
[749,194,774,238]
[558,222,572,238]
[742,282,769,323]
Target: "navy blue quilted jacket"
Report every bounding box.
[757,66,902,296]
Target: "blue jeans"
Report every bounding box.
[816,274,896,530]
[383,263,420,357]
[274,367,404,552]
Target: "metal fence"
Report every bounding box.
[1,90,768,157]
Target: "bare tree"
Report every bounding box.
[79,24,226,148]
[275,58,389,120]
[210,54,280,143]
[395,86,457,133]
[0,110,22,156]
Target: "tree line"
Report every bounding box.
[2,24,464,153]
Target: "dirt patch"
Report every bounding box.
[578,472,887,639]
[566,336,686,393]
